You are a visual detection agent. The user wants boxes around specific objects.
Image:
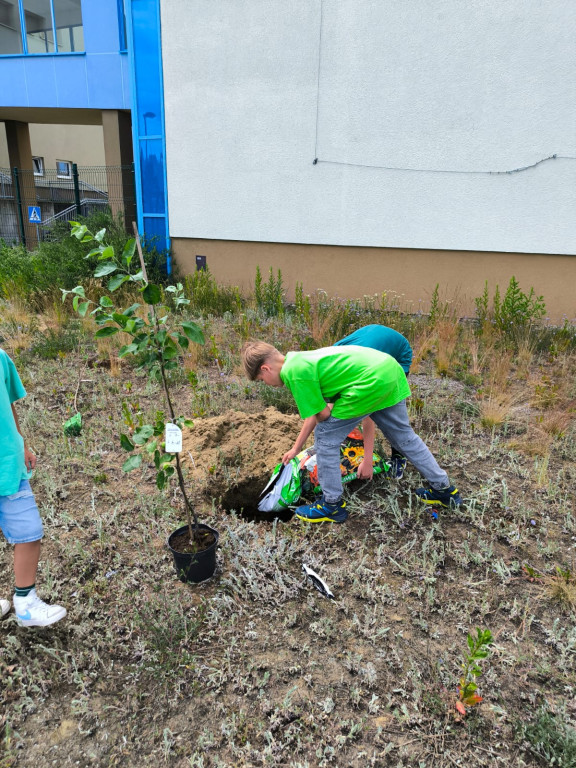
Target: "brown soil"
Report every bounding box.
[181,407,303,511]
[168,527,217,554]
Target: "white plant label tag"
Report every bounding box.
[165,423,182,453]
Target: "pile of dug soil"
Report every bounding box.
[182,407,303,511]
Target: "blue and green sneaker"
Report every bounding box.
[415,484,462,508]
[389,454,407,479]
[295,496,348,523]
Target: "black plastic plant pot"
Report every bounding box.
[167,524,219,584]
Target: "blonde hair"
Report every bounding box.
[241,341,280,380]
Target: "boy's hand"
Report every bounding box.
[282,447,299,465]
[24,447,37,472]
[356,458,373,480]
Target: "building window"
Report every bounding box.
[24,0,55,53]
[0,0,84,55]
[53,0,83,53]
[56,159,72,178]
[0,0,24,54]
[32,156,44,176]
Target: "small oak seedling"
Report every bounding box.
[456,627,493,717]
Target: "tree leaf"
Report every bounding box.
[94,326,119,338]
[455,701,467,716]
[99,296,114,307]
[123,303,141,317]
[120,434,135,452]
[142,283,162,305]
[77,301,90,317]
[177,334,190,350]
[180,322,205,345]
[122,238,136,268]
[108,274,129,292]
[122,454,142,473]
[112,312,129,328]
[94,262,118,278]
[133,425,154,445]
[118,343,138,358]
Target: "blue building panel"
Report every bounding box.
[82,0,126,54]
[0,58,27,106]
[0,0,129,110]
[121,54,131,107]
[86,54,126,108]
[53,56,89,108]
[23,57,59,107]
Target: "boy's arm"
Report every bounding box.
[282,405,333,464]
[357,417,375,480]
[282,415,316,464]
[11,403,36,472]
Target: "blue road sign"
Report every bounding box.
[28,206,41,223]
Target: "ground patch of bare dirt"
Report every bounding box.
[182,407,303,511]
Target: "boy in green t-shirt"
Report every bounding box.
[242,341,461,523]
[285,324,413,479]
[0,348,66,626]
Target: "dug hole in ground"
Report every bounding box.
[181,407,304,517]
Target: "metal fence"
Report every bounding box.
[0,164,136,247]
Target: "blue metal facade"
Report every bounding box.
[125,0,170,257]
[0,0,129,109]
[0,0,170,255]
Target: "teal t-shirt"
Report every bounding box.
[0,349,29,497]
[334,324,412,373]
[280,346,411,420]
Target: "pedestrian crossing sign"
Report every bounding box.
[28,206,41,223]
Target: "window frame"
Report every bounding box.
[55,159,72,179]
[32,156,44,176]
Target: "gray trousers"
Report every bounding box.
[314,400,450,503]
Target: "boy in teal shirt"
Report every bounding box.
[242,341,461,523]
[334,324,412,373]
[0,348,66,626]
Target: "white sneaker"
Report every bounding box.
[1,598,10,618]
[13,589,67,627]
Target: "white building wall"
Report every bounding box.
[161,0,576,255]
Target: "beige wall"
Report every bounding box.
[0,123,104,169]
[173,238,576,323]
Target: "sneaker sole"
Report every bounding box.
[16,608,67,627]
[417,496,461,509]
[295,513,348,524]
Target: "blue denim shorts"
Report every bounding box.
[0,479,44,544]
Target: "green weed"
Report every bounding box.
[254,265,285,317]
[516,705,576,767]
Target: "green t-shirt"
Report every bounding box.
[0,348,29,497]
[280,346,411,420]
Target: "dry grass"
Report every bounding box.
[542,568,576,611]
[307,291,338,346]
[434,320,459,376]
[537,410,572,438]
[478,388,523,430]
[514,336,535,379]
[411,328,436,373]
[487,350,513,390]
